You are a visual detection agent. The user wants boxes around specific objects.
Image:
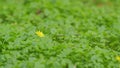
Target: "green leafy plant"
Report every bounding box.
[0,0,120,68]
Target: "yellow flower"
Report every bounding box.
[116,56,120,61]
[36,31,45,37]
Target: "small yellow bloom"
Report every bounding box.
[116,56,120,61]
[36,31,45,37]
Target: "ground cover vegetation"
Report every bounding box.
[0,0,120,68]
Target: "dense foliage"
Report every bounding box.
[0,0,120,68]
